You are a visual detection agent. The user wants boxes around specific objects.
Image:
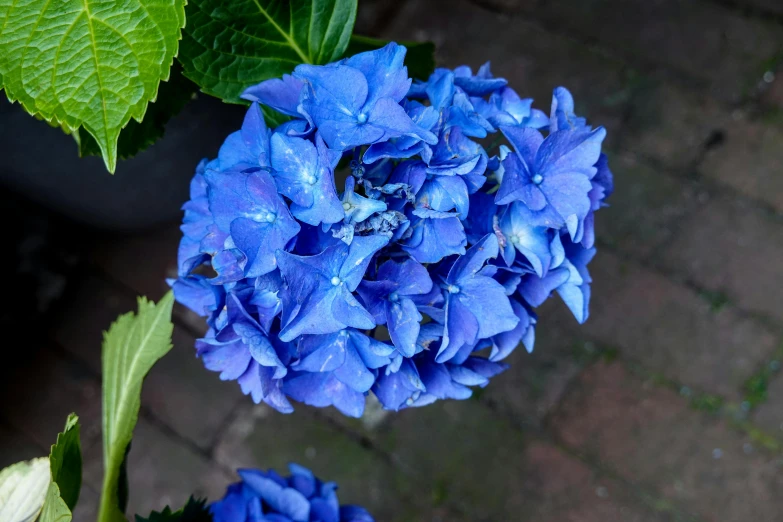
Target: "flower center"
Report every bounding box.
[446,284,460,294]
[342,202,353,211]
[357,112,368,124]
[263,211,277,223]
[389,291,400,302]
[306,175,317,185]
[330,276,341,286]
[531,173,544,185]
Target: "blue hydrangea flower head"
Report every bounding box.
[211,464,375,522]
[171,44,612,417]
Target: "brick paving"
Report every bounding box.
[3,0,783,520]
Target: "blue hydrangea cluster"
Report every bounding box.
[170,42,613,417]
[211,464,374,522]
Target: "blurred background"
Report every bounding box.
[2,0,782,520]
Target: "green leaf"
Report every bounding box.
[135,497,212,522]
[98,291,175,522]
[40,483,72,522]
[0,0,187,173]
[75,63,198,160]
[40,413,82,522]
[179,0,358,103]
[0,457,50,522]
[345,35,436,81]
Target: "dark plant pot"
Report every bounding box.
[0,95,246,231]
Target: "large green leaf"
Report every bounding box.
[0,0,187,172]
[345,35,436,81]
[135,497,212,522]
[75,63,198,160]
[179,0,357,103]
[0,457,49,522]
[40,413,83,522]
[98,291,175,522]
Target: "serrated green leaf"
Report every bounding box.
[76,63,198,160]
[179,0,357,103]
[135,497,212,522]
[0,0,187,172]
[41,413,82,512]
[0,457,50,522]
[98,291,175,522]
[345,35,436,81]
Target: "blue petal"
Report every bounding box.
[270,133,344,225]
[517,266,571,307]
[377,258,432,296]
[417,175,470,217]
[342,176,388,223]
[206,169,300,277]
[283,372,365,417]
[338,235,390,289]
[233,322,286,377]
[425,69,456,110]
[438,294,479,363]
[241,74,304,117]
[217,103,271,170]
[355,279,396,324]
[463,357,509,382]
[447,233,499,283]
[365,97,438,147]
[550,86,588,132]
[372,359,424,410]
[197,338,251,381]
[417,358,472,400]
[339,506,375,522]
[341,41,411,106]
[209,489,249,522]
[453,62,507,96]
[499,202,553,277]
[490,298,535,360]
[446,364,488,387]
[293,331,347,372]
[277,236,386,340]
[239,470,310,521]
[403,214,467,263]
[350,331,394,368]
[333,336,376,392]
[310,499,339,522]
[444,92,493,138]
[288,466,316,499]
[170,275,224,317]
[385,297,421,358]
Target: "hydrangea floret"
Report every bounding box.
[211,464,375,522]
[170,42,613,417]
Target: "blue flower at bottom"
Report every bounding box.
[211,464,375,522]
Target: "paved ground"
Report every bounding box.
[3,0,783,520]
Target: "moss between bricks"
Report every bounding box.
[698,288,730,313]
[741,340,783,409]
[573,337,783,455]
